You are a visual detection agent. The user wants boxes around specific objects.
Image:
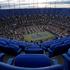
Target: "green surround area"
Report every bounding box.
[24,32,56,42]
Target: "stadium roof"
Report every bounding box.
[0,0,70,9]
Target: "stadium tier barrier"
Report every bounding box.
[0,62,63,70]
[0,8,70,17]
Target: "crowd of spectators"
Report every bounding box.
[0,14,70,40]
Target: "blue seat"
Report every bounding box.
[7,44,21,55]
[0,40,7,45]
[0,43,21,55]
[2,39,27,50]
[10,41,29,50]
[48,43,69,57]
[14,54,51,68]
[64,40,70,45]
[25,44,43,54]
[61,36,70,42]
[41,40,54,50]
[25,47,43,54]
[0,38,10,44]
[41,38,64,51]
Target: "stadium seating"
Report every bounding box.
[14,54,64,70]
[0,13,70,39]
[0,52,5,61]
[0,36,69,70]
[25,43,43,54]
[14,54,52,67]
[62,49,70,70]
[0,8,70,70]
[0,43,21,55]
[41,40,54,50]
[48,43,70,57]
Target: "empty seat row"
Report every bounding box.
[48,43,70,57]
[0,43,21,55]
[1,49,70,70]
[41,36,70,57]
[0,54,64,70]
[25,43,43,54]
[0,35,70,56]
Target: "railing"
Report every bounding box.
[0,2,70,9]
